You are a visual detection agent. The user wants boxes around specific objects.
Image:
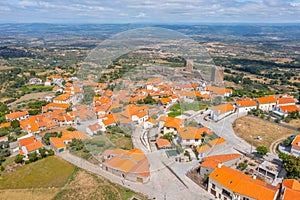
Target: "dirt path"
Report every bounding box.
[269,135,292,155]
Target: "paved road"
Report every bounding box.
[196,111,279,161]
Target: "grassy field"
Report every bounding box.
[168,102,209,117]
[233,116,300,150]
[0,156,75,189]
[284,119,300,129]
[0,156,144,200]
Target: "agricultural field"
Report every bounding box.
[0,156,75,189]
[0,156,144,200]
[233,116,300,150]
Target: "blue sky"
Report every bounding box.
[0,0,300,23]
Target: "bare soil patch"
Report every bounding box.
[233,116,300,150]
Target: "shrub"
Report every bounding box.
[256,146,268,156]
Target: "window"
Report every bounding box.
[212,183,215,189]
[243,197,250,200]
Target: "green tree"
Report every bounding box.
[11,120,20,128]
[14,154,24,164]
[28,152,38,162]
[66,127,77,132]
[256,146,268,156]
[39,148,47,158]
[279,153,300,179]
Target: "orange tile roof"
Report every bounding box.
[279,105,300,113]
[282,179,300,191]
[209,165,278,200]
[61,131,88,141]
[235,100,257,107]
[206,86,232,96]
[278,97,296,105]
[256,96,277,104]
[0,135,8,141]
[101,114,116,126]
[159,97,172,105]
[291,136,300,147]
[196,144,211,153]
[146,118,157,124]
[212,103,235,115]
[25,141,43,153]
[50,137,66,149]
[178,127,203,140]
[156,139,171,148]
[164,117,184,130]
[88,123,102,132]
[104,148,150,177]
[6,110,28,120]
[208,137,226,146]
[200,154,241,169]
[54,93,71,101]
[19,136,36,147]
[0,122,11,128]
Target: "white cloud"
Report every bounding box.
[134,12,146,18]
[0,0,299,23]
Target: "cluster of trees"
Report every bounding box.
[0,102,9,123]
[0,141,11,169]
[14,148,55,164]
[136,94,156,105]
[279,153,300,179]
[284,111,300,123]
[0,46,35,59]
[42,132,62,145]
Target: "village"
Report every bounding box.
[0,60,299,200]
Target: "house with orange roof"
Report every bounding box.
[280,179,300,200]
[210,103,235,121]
[290,135,300,157]
[162,117,184,135]
[273,105,300,118]
[42,102,71,112]
[196,137,227,158]
[61,130,88,144]
[156,139,172,149]
[86,123,104,135]
[0,135,8,143]
[177,126,211,147]
[5,110,29,122]
[208,165,279,200]
[0,122,11,128]
[277,96,296,107]
[256,96,277,111]
[157,97,172,108]
[49,137,66,153]
[143,118,157,129]
[53,93,73,104]
[99,114,116,130]
[206,86,232,97]
[18,136,43,157]
[197,153,242,177]
[102,149,150,183]
[117,104,149,124]
[234,99,257,113]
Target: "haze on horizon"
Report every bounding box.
[0,0,300,24]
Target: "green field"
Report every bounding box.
[168,102,209,117]
[0,156,144,200]
[0,156,75,189]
